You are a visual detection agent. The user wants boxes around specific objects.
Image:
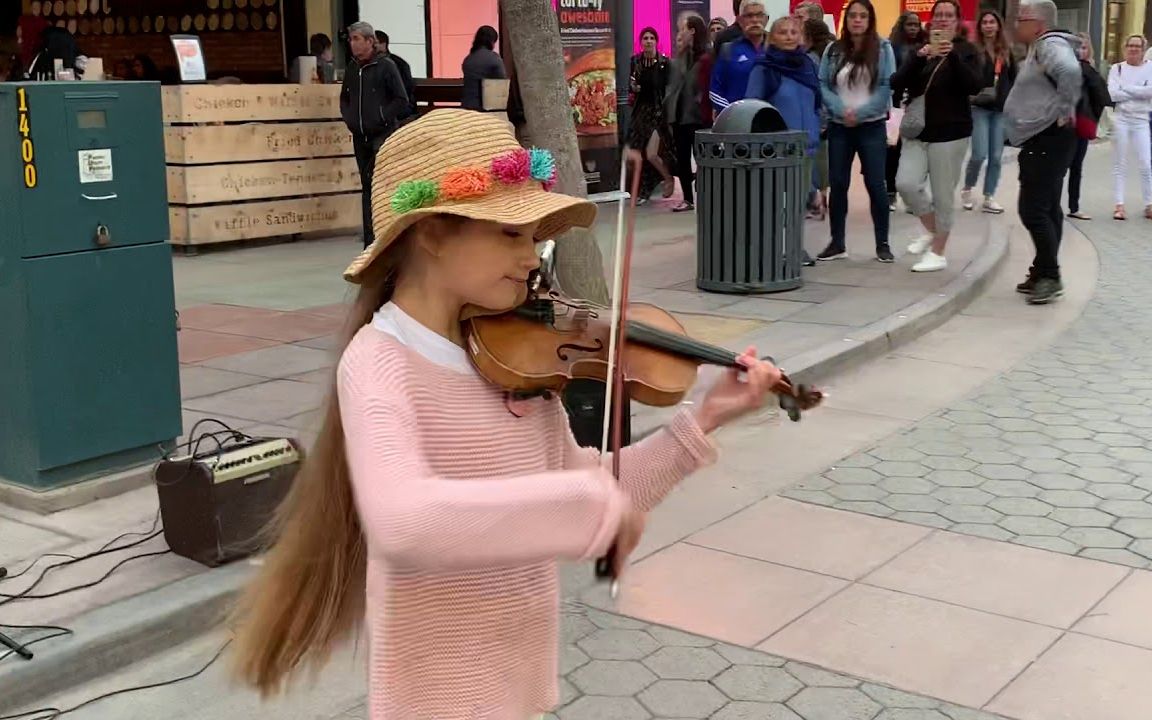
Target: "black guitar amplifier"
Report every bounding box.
[562,379,632,449]
[154,437,302,567]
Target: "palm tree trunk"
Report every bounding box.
[499,0,611,305]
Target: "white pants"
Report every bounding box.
[1112,114,1152,206]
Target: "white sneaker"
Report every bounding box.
[961,188,974,210]
[912,250,947,272]
[907,234,933,254]
[982,197,1005,214]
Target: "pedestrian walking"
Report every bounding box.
[815,0,897,263]
[340,21,409,249]
[228,109,784,720]
[665,15,714,212]
[1003,0,1082,303]
[628,27,677,203]
[961,10,1016,215]
[461,26,508,112]
[892,0,984,273]
[1106,35,1152,221]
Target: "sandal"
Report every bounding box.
[1114,206,1126,221]
[1145,205,1152,220]
[1068,211,1091,220]
[672,202,694,213]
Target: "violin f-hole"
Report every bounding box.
[556,340,604,361]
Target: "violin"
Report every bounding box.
[463,284,824,422]
[462,153,824,597]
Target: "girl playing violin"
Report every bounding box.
[229,109,781,719]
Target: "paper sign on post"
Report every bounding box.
[78,149,114,184]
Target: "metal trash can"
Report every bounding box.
[696,99,808,293]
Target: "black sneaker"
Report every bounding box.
[876,245,894,263]
[1027,278,1063,305]
[817,244,848,261]
[1015,275,1037,294]
[802,250,816,267]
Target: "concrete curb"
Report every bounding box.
[2,220,1009,709]
[786,222,1010,386]
[630,217,1010,438]
[1,562,253,709]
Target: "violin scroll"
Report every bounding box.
[759,356,824,422]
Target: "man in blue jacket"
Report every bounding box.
[710,0,770,113]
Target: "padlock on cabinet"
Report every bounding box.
[94,224,111,247]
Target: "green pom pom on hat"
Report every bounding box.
[390,179,441,214]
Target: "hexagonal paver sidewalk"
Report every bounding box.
[550,602,1004,720]
[783,202,1152,569]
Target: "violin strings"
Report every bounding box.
[627,321,738,367]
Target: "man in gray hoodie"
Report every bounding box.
[1003,0,1082,305]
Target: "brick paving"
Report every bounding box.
[784,156,1152,568]
[334,602,1005,720]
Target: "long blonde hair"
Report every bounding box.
[228,225,418,696]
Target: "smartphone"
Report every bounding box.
[930,28,949,52]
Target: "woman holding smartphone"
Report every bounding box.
[891,0,983,272]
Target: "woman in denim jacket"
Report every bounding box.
[816,0,897,263]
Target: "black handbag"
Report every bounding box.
[970,56,1003,109]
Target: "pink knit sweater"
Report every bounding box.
[336,325,717,719]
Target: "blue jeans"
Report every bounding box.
[965,107,1005,196]
[828,120,889,250]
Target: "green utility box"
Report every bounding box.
[0,82,181,498]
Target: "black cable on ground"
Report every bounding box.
[0,639,231,720]
[0,532,167,605]
[0,625,73,662]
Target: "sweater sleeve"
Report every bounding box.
[1121,67,1152,99]
[562,407,717,513]
[949,44,986,95]
[377,58,408,128]
[1107,65,1133,103]
[746,63,778,101]
[710,51,730,112]
[1038,37,1081,116]
[698,54,715,125]
[337,349,628,572]
[891,49,926,103]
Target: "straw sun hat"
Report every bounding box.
[343,109,598,282]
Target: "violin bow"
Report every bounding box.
[593,151,644,598]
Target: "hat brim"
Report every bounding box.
[343,187,598,283]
